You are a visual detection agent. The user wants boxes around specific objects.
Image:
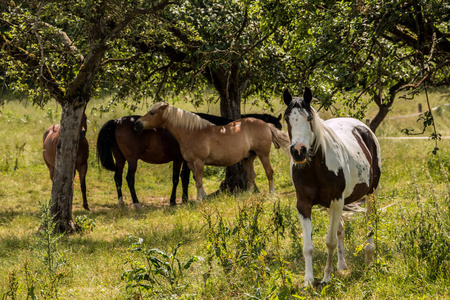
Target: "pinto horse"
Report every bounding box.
[43,111,89,210]
[283,87,381,287]
[97,113,283,208]
[134,103,290,200]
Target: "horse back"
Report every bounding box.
[325,118,380,201]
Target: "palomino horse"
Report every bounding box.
[43,111,89,210]
[97,113,283,208]
[283,87,381,286]
[134,103,290,200]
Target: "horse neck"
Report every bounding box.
[161,106,210,142]
[311,113,339,156]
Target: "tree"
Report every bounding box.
[282,0,449,136]
[112,0,293,192]
[1,0,172,232]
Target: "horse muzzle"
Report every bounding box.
[290,144,308,164]
[134,121,144,133]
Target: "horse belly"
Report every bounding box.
[205,135,251,166]
[205,146,249,166]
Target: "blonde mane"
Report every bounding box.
[154,102,213,131]
[309,108,342,156]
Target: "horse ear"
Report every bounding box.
[283,89,292,106]
[303,87,313,107]
[160,103,169,110]
[277,114,282,121]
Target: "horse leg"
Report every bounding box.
[190,160,207,201]
[297,208,314,286]
[114,160,126,208]
[243,153,257,192]
[77,163,89,211]
[170,160,182,206]
[180,161,190,203]
[126,160,142,209]
[322,198,344,284]
[258,154,275,193]
[365,192,376,264]
[337,217,348,272]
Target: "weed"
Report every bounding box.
[122,237,203,299]
[1,200,69,299]
[397,171,450,280]
[74,215,96,233]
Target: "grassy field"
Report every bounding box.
[0,88,449,299]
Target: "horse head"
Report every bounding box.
[283,87,315,164]
[134,102,169,133]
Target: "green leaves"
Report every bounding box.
[122,237,203,297]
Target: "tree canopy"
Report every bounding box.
[1,0,448,231]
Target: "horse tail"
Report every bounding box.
[269,125,290,155]
[97,119,117,171]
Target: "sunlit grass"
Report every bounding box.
[0,90,449,299]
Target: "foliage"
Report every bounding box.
[74,215,96,233]
[397,169,450,280]
[122,238,203,299]
[202,197,297,299]
[1,200,69,300]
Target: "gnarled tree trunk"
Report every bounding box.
[205,64,250,193]
[50,103,86,233]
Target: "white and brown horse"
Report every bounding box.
[283,87,381,287]
[134,102,290,200]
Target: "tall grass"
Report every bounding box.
[0,90,449,299]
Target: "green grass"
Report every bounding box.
[0,89,449,299]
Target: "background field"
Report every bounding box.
[0,87,449,299]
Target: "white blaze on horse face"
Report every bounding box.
[289,107,314,162]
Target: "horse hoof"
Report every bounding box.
[83,206,90,211]
[133,203,142,210]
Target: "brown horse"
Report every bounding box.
[96,116,190,208]
[134,102,290,200]
[43,111,89,210]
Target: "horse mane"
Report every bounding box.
[160,103,213,131]
[309,108,341,156]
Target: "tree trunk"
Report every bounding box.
[217,72,249,193]
[369,81,404,133]
[49,103,86,233]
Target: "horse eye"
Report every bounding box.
[284,115,289,122]
[149,111,155,116]
[307,115,313,122]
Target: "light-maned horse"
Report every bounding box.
[134,103,290,200]
[283,87,381,287]
[97,113,283,208]
[43,111,89,211]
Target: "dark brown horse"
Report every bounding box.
[283,87,381,287]
[43,111,89,210]
[96,116,189,208]
[134,103,290,200]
